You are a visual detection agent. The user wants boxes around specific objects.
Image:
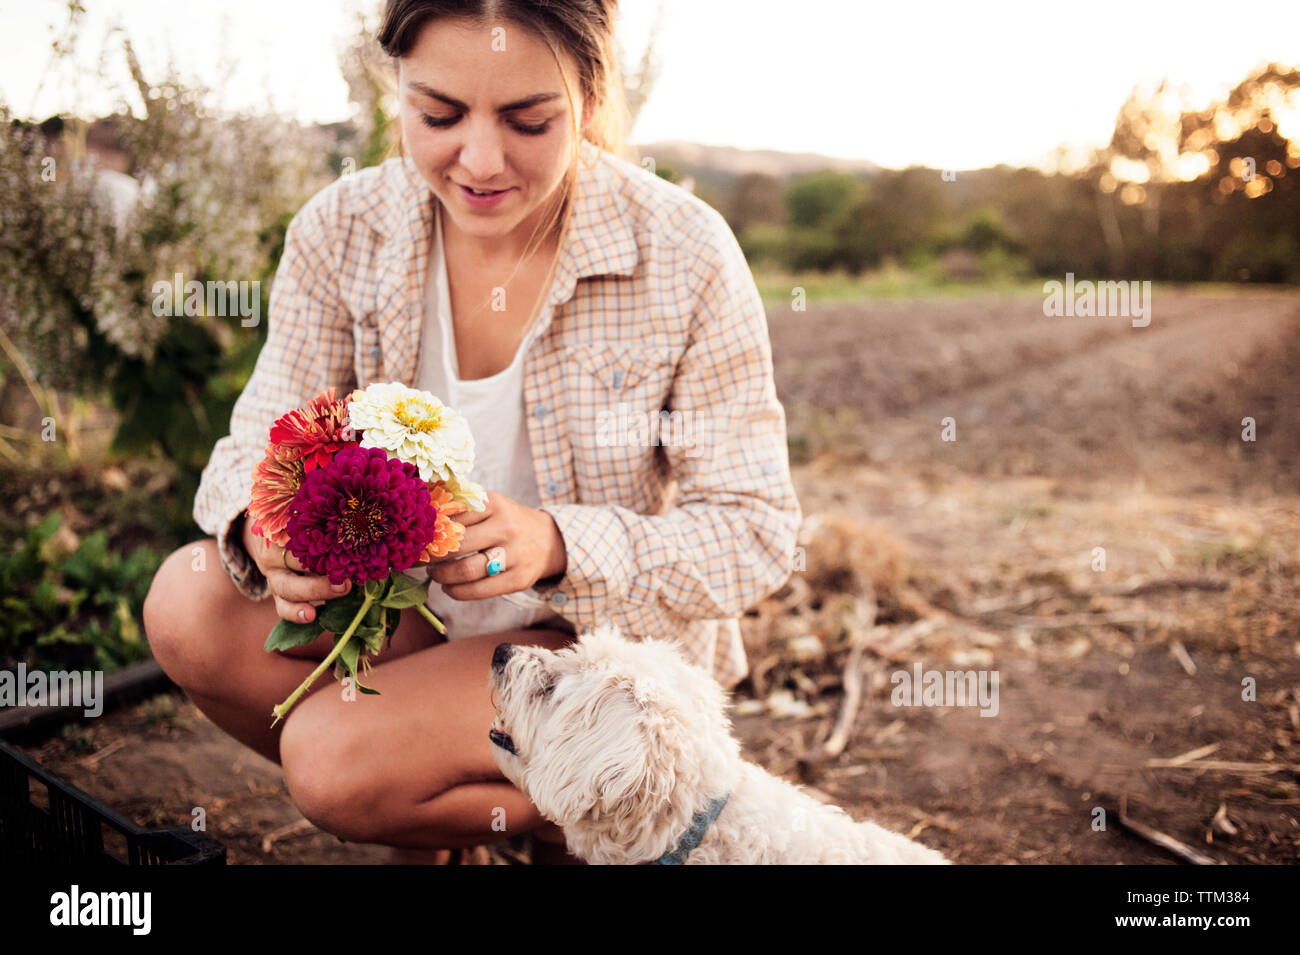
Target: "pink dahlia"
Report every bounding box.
[284,445,438,585]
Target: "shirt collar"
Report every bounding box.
[556,138,641,290]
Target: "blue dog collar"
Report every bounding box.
[651,793,730,865]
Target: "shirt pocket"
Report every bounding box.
[568,343,680,486]
[572,342,677,398]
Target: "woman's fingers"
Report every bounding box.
[246,538,340,622]
[441,564,528,602]
[429,551,488,586]
[270,582,346,623]
[274,593,320,624]
[270,568,350,604]
[278,546,307,574]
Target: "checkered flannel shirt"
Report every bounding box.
[192,139,802,690]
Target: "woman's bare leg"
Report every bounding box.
[144,539,443,766]
[277,625,577,850]
[145,538,580,854]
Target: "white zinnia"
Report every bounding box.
[348,382,475,483]
[442,469,488,512]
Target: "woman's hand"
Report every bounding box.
[242,516,352,623]
[423,491,567,600]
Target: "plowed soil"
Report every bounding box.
[18,287,1300,864]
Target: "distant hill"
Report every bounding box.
[629,140,882,201]
[633,140,881,178]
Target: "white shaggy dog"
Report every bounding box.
[488,623,949,865]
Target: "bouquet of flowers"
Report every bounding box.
[245,382,487,725]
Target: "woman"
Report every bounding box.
[144,0,802,864]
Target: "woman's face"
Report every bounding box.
[396,18,586,252]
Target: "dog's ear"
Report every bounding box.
[588,677,682,843]
[524,674,657,828]
[629,674,668,709]
[573,621,626,665]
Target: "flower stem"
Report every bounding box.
[271,592,376,727]
[415,602,447,635]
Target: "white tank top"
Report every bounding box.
[414,201,568,638]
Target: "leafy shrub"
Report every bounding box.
[1,512,162,672]
[0,38,339,527]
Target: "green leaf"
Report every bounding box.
[32,512,62,546]
[264,618,324,652]
[318,589,366,633]
[380,573,430,609]
[333,637,360,682]
[356,623,385,654]
[381,605,398,651]
[32,578,60,617]
[35,629,81,647]
[114,598,140,645]
[364,577,387,601]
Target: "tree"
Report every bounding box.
[726,171,786,235]
[831,168,949,272]
[785,170,866,229]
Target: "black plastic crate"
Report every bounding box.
[0,739,226,865]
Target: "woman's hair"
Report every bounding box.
[377,0,628,273]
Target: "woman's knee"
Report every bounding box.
[279,627,576,845]
[143,539,242,693]
[279,700,390,843]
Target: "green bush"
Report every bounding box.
[1214,232,1300,283]
[784,226,843,272]
[1,512,162,672]
[738,223,792,269]
[0,39,337,530]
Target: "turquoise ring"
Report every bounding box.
[484,546,506,577]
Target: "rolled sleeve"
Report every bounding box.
[192,188,352,600]
[537,208,801,627]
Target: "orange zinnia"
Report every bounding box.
[418,483,468,561]
[246,447,306,548]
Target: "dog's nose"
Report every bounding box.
[491,642,513,673]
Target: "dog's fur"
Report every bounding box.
[489,623,949,865]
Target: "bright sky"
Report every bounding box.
[2,0,1297,170]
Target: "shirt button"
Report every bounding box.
[762,460,778,475]
[545,479,560,495]
[369,345,382,359]
[611,370,624,388]
[550,591,568,607]
[533,403,549,419]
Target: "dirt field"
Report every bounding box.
[17,287,1300,864]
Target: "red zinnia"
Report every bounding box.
[268,386,355,472]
